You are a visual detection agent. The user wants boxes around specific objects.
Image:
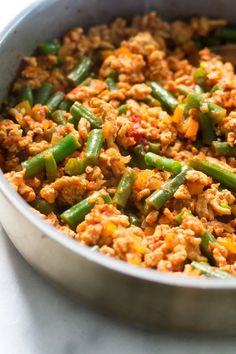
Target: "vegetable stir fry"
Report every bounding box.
[2,12,236,278]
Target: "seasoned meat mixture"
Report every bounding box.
[2,12,236,278]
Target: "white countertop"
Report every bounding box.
[1,1,236,353]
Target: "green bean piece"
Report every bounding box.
[102,193,113,204]
[198,112,216,146]
[145,152,182,174]
[65,158,85,176]
[212,141,236,157]
[200,231,216,264]
[149,82,178,112]
[84,129,104,165]
[22,133,80,178]
[215,27,236,41]
[70,102,102,128]
[106,77,117,91]
[44,152,58,182]
[143,95,160,107]
[185,93,226,122]
[199,36,221,47]
[191,261,233,279]
[194,66,207,87]
[67,56,92,86]
[177,85,192,96]
[60,190,109,228]
[18,85,34,107]
[174,208,191,225]
[189,157,236,192]
[38,41,60,55]
[46,91,64,113]
[34,198,55,215]
[58,98,72,112]
[7,95,17,108]
[211,83,224,94]
[146,166,190,210]
[117,104,128,115]
[148,142,160,154]
[81,77,93,86]
[129,213,141,227]
[52,110,66,126]
[34,83,53,105]
[113,169,136,208]
[131,145,147,169]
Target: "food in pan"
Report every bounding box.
[2,12,236,278]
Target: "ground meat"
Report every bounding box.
[2,11,236,278]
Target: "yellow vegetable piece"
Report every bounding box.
[173,104,184,124]
[103,221,117,238]
[15,100,31,115]
[218,238,236,253]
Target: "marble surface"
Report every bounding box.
[1,1,236,353]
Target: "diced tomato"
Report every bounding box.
[129,114,141,124]
[127,114,146,144]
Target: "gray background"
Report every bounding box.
[1,227,236,354]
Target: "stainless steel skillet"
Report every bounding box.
[1,0,236,333]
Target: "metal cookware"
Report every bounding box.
[1,0,236,333]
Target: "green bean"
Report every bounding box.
[65,158,85,176]
[58,98,72,111]
[67,56,92,86]
[44,152,58,182]
[149,82,178,112]
[129,213,141,227]
[174,208,191,225]
[81,77,93,86]
[106,77,117,91]
[102,193,112,204]
[191,261,233,279]
[34,83,53,105]
[199,36,221,47]
[143,95,160,107]
[70,102,102,128]
[215,27,236,41]
[178,85,203,96]
[185,93,226,122]
[177,85,192,96]
[145,152,182,174]
[7,96,17,108]
[148,142,160,154]
[117,104,128,115]
[113,169,136,208]
[189,157,236,191]
[194,66,207,87]
[146,166,190,210]
[46,91,64,113]
[84,129,103,165]
[52,110,66,126]
[200,231,216,264]
[198,112,216,146]
[34,198,56,215]
[211,83,224,94]
[60,190,109,228]
[18,85,34,107]
[38,41,60,55]
[212,141,236,157]
[22,133,80,178]
[131,145,147,169]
